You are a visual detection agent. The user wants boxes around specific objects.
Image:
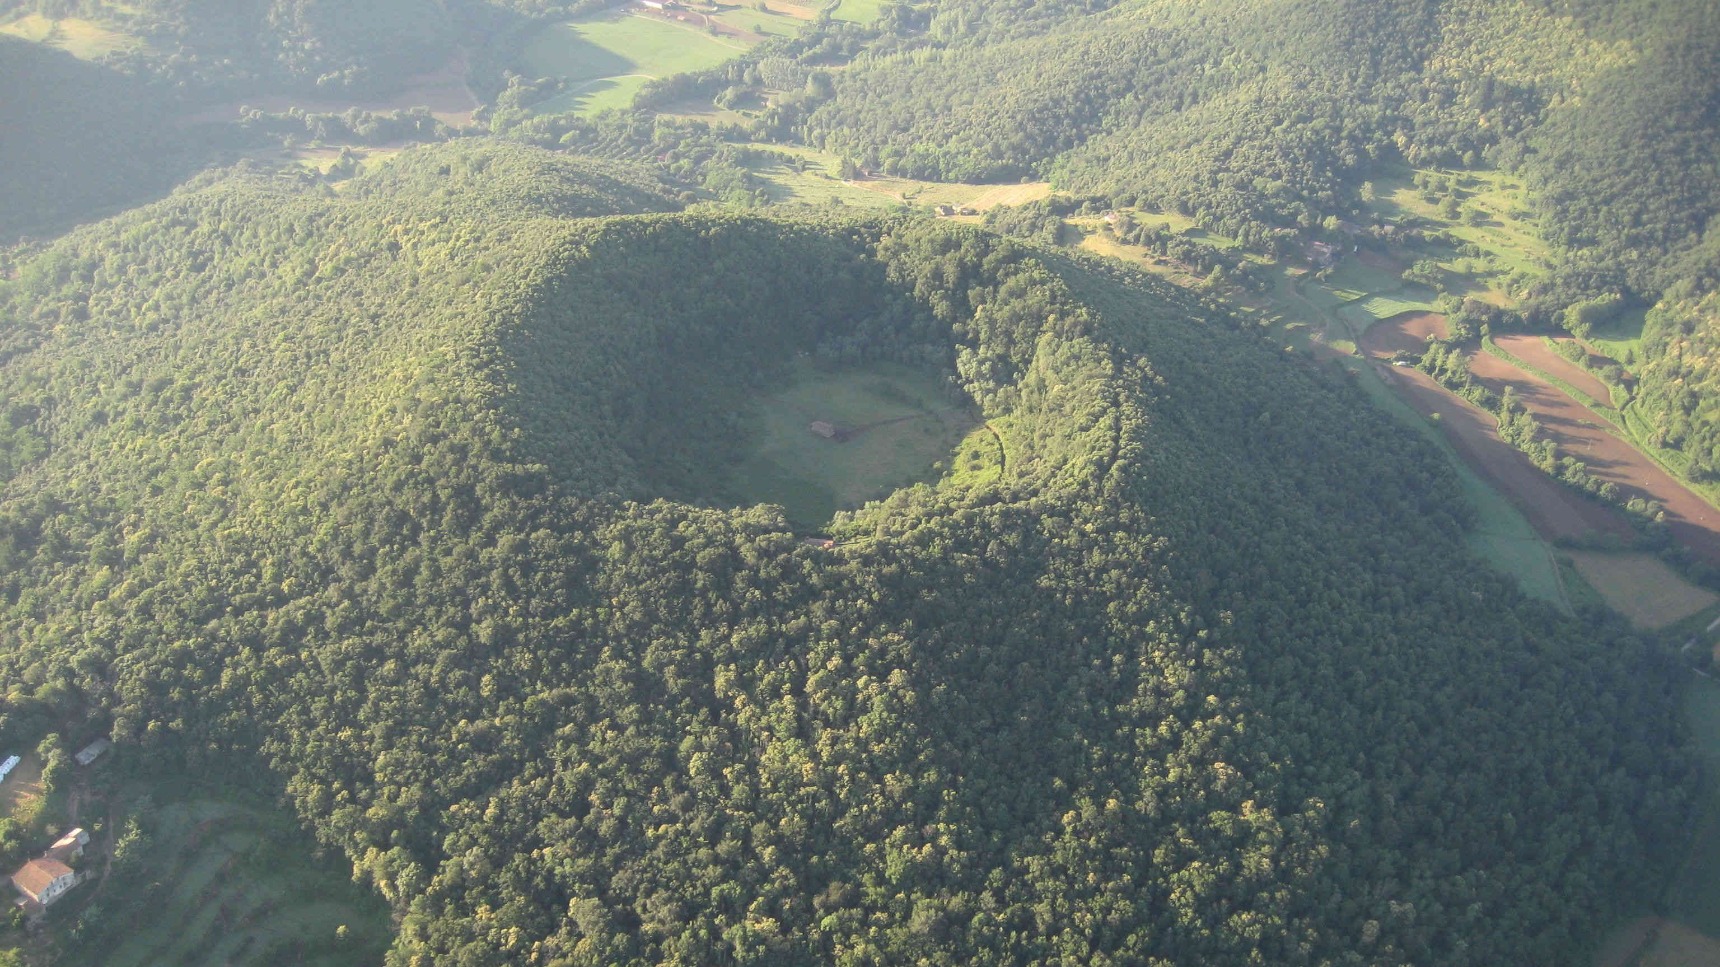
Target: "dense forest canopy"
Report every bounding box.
[6,0,1720,960]
[0,140,1693,964]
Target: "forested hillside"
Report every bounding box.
[0,140,1691,964]
[789,0,1720,526]
[0,36,197,238]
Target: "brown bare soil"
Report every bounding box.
[1495,333,1614,404]
[1355,248,1404,273]
[178,50,479,128]
[1360,311,1446,356]
[1466,350,1720,567]
[1374,362,1635,542]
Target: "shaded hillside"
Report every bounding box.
[0,142,1692,965]
[0,36,199,239]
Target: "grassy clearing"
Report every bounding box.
[0,13,146,59]
[711,5,805,37]
[1585,307,1649,370]
[724,361,975,526]
[943,422,1007,491]
[831,0,888,23]
[0,753,45,825]
[744,146,1052,211]
[1336,288,1439,328]
[521,14,744,115]
[85,787,392,967]
[1326,258,1403,296]
[1369,167,1552,280]
[1564,550,1718,629]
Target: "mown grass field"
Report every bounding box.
[1335,288,1439,329]
[831,0,888,23]
[711,5,804,37]
[0,13,147,59]
[1565,550,1718,629]
[522,14,745,115]
[86,791,391,967]
[725,362,975,526]
[746,145,1053,211]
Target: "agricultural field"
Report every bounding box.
[0,13,147,60]
[1564,550,1717,629]
[521,13,747,115]
[1334,287,1440,333]
[1368,166,1553,281]
[746,144,1053,211]
[81,790,392,967]
[830,0,888,23]
[723,361,977,526]
[711,4,808,37]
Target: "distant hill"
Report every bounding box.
[0,35,194,238]
[0,140,1689,964]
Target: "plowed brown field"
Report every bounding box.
[1360,314,1637,544]
[1466,349,1720,567]
[1494,334,1613,404]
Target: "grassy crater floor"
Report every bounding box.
[721,361,981,526]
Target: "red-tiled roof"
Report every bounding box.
[11,858,71,900]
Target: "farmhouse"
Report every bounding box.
[935,204,955,216]
[0,755,18,783]
[74,737,111,766]
[11,857,76,911]
[46,829,89,863]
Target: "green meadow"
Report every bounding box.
[522,14,746,115]
[723,362,977,526]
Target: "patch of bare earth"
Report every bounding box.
[1359,313,1636,544]
[1361,311,1446,354]
[1466,350,1720,567]
[1495,333,1613,403]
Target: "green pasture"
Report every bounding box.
[85,790,391,967]
[1584,307,1647,369]
[743,154,902,207]
[724,361,975,526]
[522,14,745,115]
[1327,257,1403,295]
[712,6,803,36]
[831,0,888,23]
[1370,167,1551,279]
[1337,288,1438,329]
